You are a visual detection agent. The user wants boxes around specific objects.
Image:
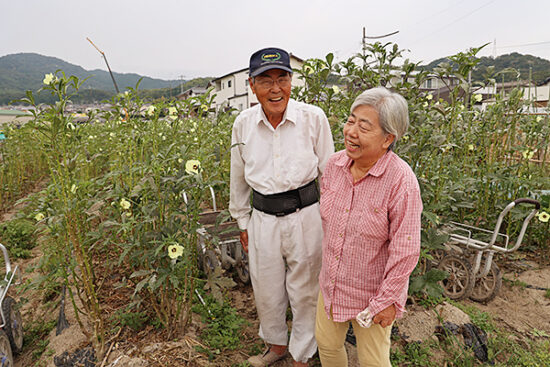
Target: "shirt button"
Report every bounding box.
[339,233,343,237]
[335,256,339,260]
[374,208,379,213]
[331,279,335,284]
[345,209,349,213]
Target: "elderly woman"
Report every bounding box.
[315,87,422,366]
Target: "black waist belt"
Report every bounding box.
[252,180,319,217]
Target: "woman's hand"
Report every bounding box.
[372,304,396,328]
[240,230,249,252]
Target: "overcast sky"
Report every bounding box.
[2,0,550,81]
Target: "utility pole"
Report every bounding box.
[529,67,533,109]
[362,27,367,59]
[179,75,185,95]
[361,26,400,58]
[361,27,400,76]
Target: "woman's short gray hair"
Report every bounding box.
[350,87,409,150]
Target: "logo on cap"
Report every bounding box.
[261,52,281,62]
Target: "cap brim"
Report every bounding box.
[250,65,293,77]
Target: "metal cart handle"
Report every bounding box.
[514,198,540,210]
[488,198,540,252]
[0,244,11,275]
[181,186,217,211]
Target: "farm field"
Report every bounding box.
[0,42,549,366]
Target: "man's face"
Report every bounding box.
[249,69,292,120]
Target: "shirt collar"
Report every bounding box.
[335,149,394,178]
[255,99,297,128]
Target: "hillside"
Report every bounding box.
[0,53,179,91]
[0,53,212,104]
[423,52,550,84]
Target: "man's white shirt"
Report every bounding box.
[229,99,335,230]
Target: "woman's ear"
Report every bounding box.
[383,134,395,149]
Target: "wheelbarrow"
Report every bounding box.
[0,243,24,366]
[184,187,250,284]
[434,198,540,303]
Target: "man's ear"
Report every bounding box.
[248,78,256,95]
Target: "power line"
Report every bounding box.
[410,0,497,44]
[497,40,550,49]
[403,0,469,31]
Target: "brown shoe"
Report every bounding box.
[247,347,287,367]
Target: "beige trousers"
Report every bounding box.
[315,293,392,367]
[248,204,323,363]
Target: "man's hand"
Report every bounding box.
[372,304,396,328]
[240,230,249,253]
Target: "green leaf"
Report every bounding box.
[325,53,334,66]
[134,278,148,296]
[130,269,153,278]
[426,268,448,282]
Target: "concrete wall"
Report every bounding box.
[0,115,33,126]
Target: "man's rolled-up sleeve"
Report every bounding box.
[367,184,422,318]
[229,119,252,230]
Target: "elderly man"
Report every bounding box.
[229,47,334,367]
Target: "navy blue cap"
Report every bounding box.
[249,47,293,77]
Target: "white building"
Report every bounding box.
[209,54,305,113]
[523,78,550,108]
[472,78,550,110]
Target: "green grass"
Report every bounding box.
[0,218,38,259]
[391,300,550,366]
[391,340,436,366]
[450,301,496,332]
[23,319,57,360]
[192,290,249,353]
[502,277,528,289]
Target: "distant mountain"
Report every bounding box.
[0,53,186,103]
[423,52,550,84]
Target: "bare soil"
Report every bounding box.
[3,190,549,366]
[11,253,549,367]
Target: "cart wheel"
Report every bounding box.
[1,297,23,354]
[427,249,447,269]
[0,330,13,366]
[470,262,502,303]
[221,244,234,270]
[438,255,474,300]
[234,245,250,284]
[202,250,220,275]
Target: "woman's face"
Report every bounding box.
[343,105,394,165]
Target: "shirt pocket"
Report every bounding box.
[354,201,389,241]
[290,150,318,178]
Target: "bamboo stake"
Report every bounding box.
[86,37,120,94]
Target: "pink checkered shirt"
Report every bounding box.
[319,150,422,322]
